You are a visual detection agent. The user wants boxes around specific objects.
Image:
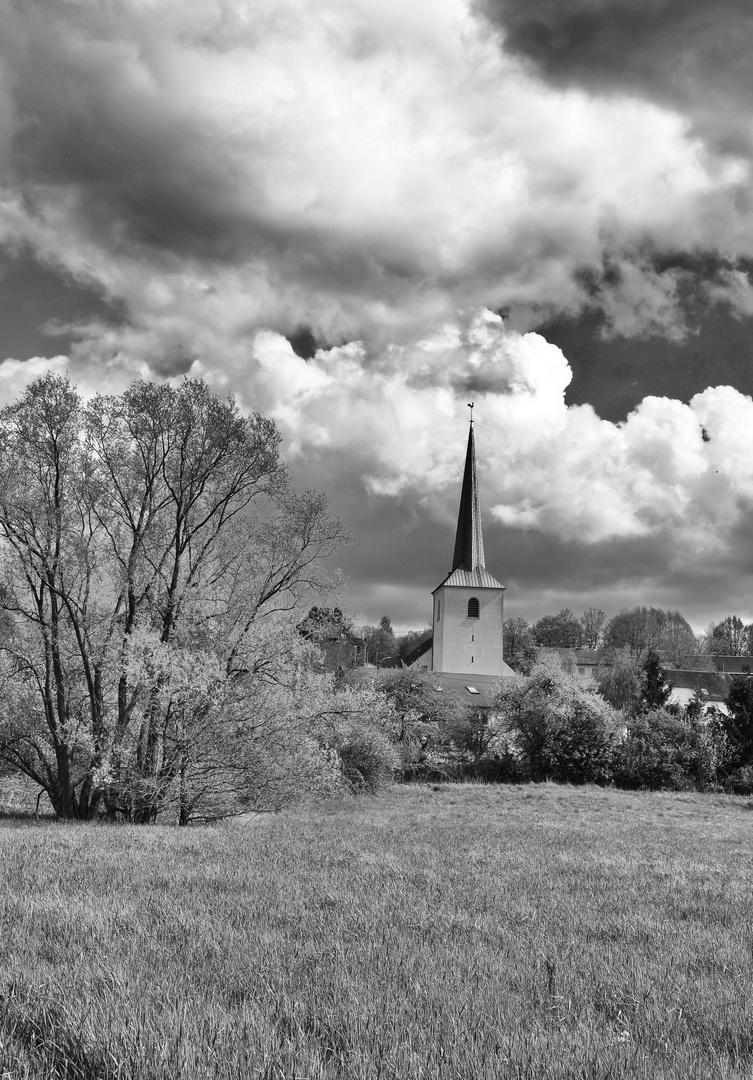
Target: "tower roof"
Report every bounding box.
[451,423,485,573]
[434,416,505,592]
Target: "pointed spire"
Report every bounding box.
[451,418,486,572]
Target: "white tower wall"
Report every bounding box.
[432,583,505,676]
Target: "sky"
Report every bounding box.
[2,0,753,633]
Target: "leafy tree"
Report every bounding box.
[297,606,350,640]
[639,649,673,712]
[612,709,726,792]
[395,626,433,663]
[532,608,585,649]
[0,375,348,821]
[580,607,607,649]
[656,611,700,667]
[503,617,538,674]
[377,668,455,777]
[498,657,618,784]
[594,649,642,714]
[362,615,397,666]
[604,607,695,663]
[723,674,753,768]
[447,707,501,762]
[296,606,362,674]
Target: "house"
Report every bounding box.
[709,655,753,675]
[536,647,604,684]
[346,666,505,709]
[667,670,732,715]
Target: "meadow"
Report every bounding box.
[1,783,752,1079]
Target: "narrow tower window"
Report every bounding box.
[467,597,479,618]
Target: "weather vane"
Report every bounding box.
[468,401,474,425]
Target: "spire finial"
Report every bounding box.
[468,401,474,425]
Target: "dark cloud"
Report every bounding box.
[287,327,319,361]
[0,248,123,361]
[539,303,753,422]
[476,0,753,152]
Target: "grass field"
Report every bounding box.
[1,783,752,1079]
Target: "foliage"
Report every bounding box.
[445,707,501,763]
[594,649,643,714]
[395,626,433,663]
[0,375,348,821]
[639,649,673,712]
[580,606,607,649]
[377,668,455,778]
[297,606,351,640]
[722,674,753,769]
[361,615,397,666]
[612,709,727,792]
[705,614,753,656]
[532,608,585,648]
[498,657,618,784]
[325,716,399,794]
[503,617,538,674]
[604,607,696,664]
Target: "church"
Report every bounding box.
[406,413,515,693]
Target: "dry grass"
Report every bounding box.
[1,782,753,1078]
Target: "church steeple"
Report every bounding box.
[428,409,507,677]
[451,420,485,573]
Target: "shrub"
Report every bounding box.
[330,720,399,793]
[723,675,753,769]
[544,703,615,785]
[721,765,753,795]
[611,709,726,792]
[499,658,619,785]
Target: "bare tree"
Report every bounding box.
[704,615,753,656]
[580,607,607,650]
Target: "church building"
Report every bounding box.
[408,414,514,681]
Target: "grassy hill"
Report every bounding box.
[1,783,752,1078]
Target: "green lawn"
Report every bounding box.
[1,783,752,1079]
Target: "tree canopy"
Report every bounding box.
[0,375,351,821]
[532,609,585,649]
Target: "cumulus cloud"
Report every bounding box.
[183,310,753,563]
[0,0,751,353]
[8,309,751,559]
[8,308,753,625]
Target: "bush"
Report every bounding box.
[500,659,619,785]
[330,720,399,793]
[544,704,615,785]
[611,709,726,792]
[452,749,525,784]
[721,765,753,795]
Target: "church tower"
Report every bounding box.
[431,415,506,675]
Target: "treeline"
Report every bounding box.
[504,607,753,673]
[381,651,753,795]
